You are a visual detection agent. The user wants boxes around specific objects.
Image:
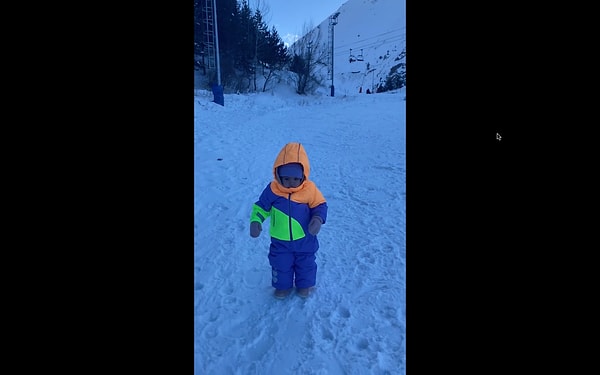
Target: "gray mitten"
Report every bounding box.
[250,221,262,238]
[308,216,323,235]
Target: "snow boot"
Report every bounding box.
[297,287,312,298]
[274,288,292,299]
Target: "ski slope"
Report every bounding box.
[194,89,406,374]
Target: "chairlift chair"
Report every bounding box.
[349,48,357,63]
[357,49,364,61]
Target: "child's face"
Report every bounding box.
[281,176,302,188]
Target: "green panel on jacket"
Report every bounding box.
[270,206,306,241]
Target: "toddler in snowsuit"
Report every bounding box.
[250,142,328,299]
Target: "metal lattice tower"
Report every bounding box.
[202,0,216,70]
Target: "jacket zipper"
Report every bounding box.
[288,193,293,241]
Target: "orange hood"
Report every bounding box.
[272,142,311,180]
[270,143,325,206]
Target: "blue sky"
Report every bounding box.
[265,0,345,45]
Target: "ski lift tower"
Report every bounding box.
[211,0,223,105]
[201,0,215,70]
[328,12,340,97]
[202,0,223,105]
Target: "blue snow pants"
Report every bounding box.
[268,244,317,289]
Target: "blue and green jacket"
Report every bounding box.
[250,143,328,252]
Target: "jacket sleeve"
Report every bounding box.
[250,184,274,224]
[310,202,328,224]
[309,185,328,224]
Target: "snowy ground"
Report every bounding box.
[194,89,406,374]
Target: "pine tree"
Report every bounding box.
[195,0,291,93]
[381,47,406,92]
